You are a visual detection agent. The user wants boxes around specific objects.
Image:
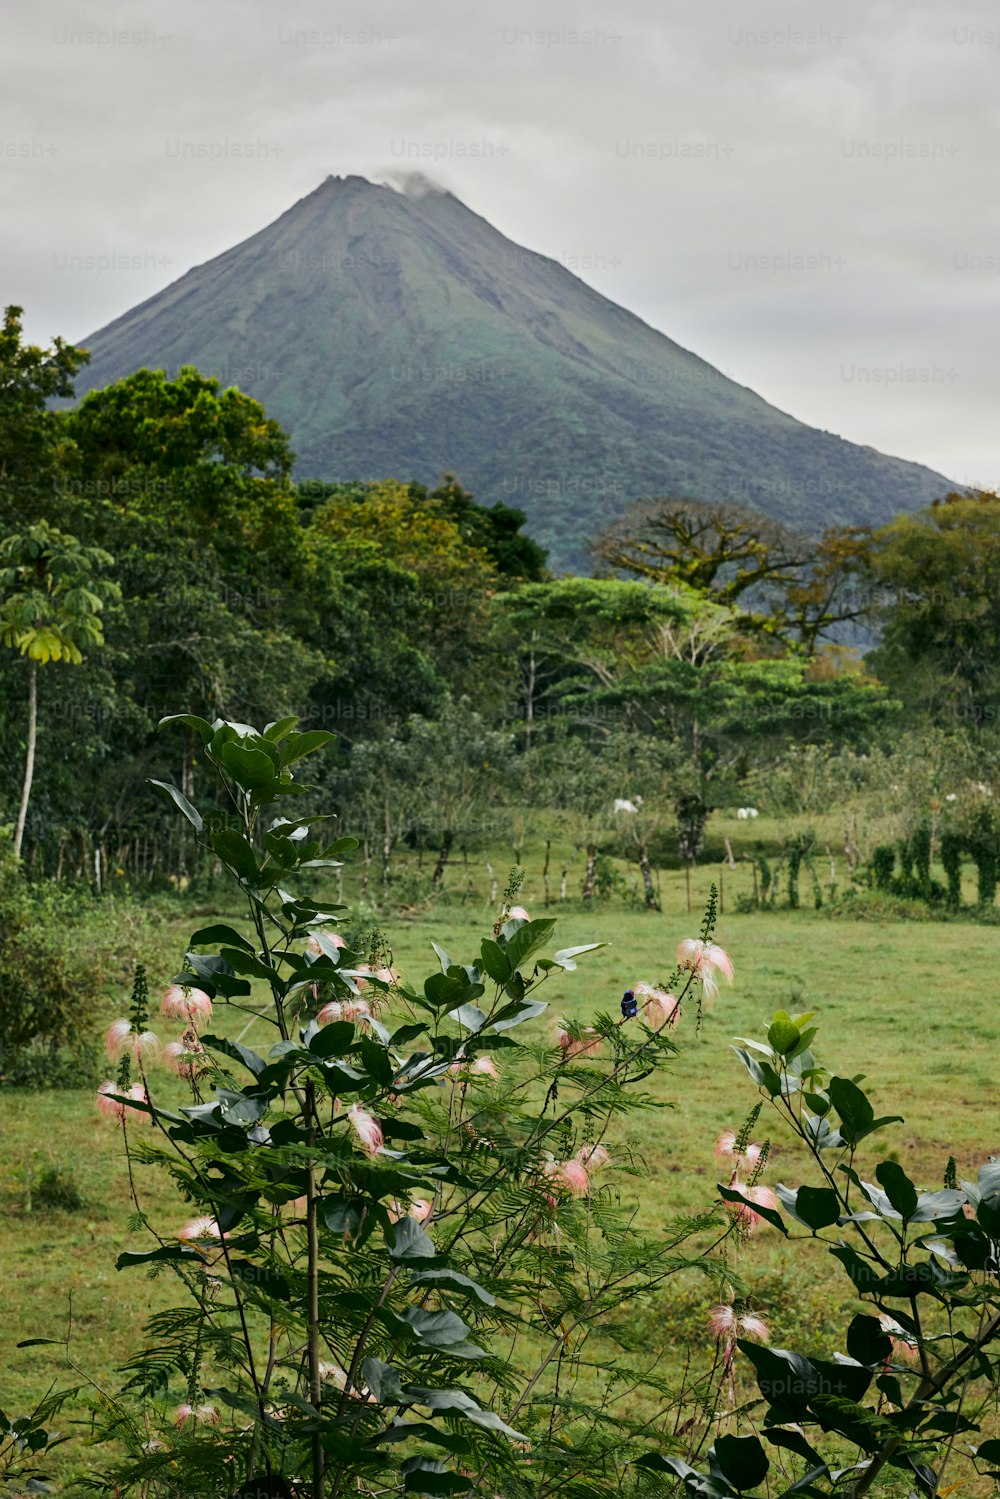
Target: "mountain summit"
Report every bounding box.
[72,174,954,567]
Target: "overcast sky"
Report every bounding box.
[3,0,998,492]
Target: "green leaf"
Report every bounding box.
[409,1268,495,1306]
[737,1344,818,1418]
[263,715,299,742]
[219,741,277,791]
[424,973,468,1011]
[210,829,260,883]
[359,1039,394,1087]
[479,939,512,984]
[829,1076,873,1143]
[405,1386,526,1442]
[201,1034,267,1078]
[116,1245,196,1270]
[491,999,547,1033]
[910,1189,966,1222]
[320,1196,366,1238]
[549,941,605,970]
[148,778,203,833]
[978,1193,1000,1235]
[158,712,214,743]
[308,1021,356,1059]
[976,1440,1000,1464]
[188,923,255,952]
[876,1161,919,1220]
[719,1184,787,1235]
[229,1260,290,1301]
[762,1426,827,1473]
[776,1183,841,1231]
[391,1022,429,1047]
[733,1047,783,1097]
[396,1308,485,1358]
[712,1434,769,1491]
[830,1245,884,1293]
[846,1314,893,1366]
[402,1459,471,1497]
[387,1215,437,1261]
[767,1011,801,1057]
[279,729,335,766]
[504,918,556,971]
[220,947,280,984]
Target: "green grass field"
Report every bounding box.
[3,838,999,1490]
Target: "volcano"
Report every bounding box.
[70,174,956,568]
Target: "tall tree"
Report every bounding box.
[0,522,118,856]
[0,304,88,527]
[591,496,875,649]
[867,490,1000,724]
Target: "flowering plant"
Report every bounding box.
[32,714,735,1499]
[644,1009,1000,1496]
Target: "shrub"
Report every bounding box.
[27,1164,84,1213]
[871,844,896,891]
[0,841,112,1087]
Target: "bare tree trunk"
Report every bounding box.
[638,844,660,910]
[382,802,392,894]
[542,839,551,906]
[582,845,598,902]
[843,817,859,876]
[13,659,38,859]
[560,863,567,901]
[432,830,453,887]
[524,649,537,749]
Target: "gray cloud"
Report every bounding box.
[2,0,997,492]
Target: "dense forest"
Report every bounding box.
[4,304,1000,904]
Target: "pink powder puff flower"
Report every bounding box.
[161,984,213,1027]
[106,1019,160,1063]
[196,1403,219,1424]
[178,1216,223,1243]
[676,939,734,1000]
[451,1054,500,1082]
[556,1025,602,1059]
[545,1158,591,1197]
[635,983,680,1029]
[307,930,347,955]
[715,1131,762,1169]
[348,1103,383,1158]
[165,1039,203,1078]
[576,1143,610,1174]
[388,1197,432,1223]
[733,1184,779,1229]
[95,1081,150,1123]
[709,1303,770,1368]
[174,1403,195,1428]
[373,966,397,985]
[317,998,372,1028]
[507,905,529,921]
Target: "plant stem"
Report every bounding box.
[306,1081,325,1499]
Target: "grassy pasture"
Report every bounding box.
[3,836,999,1490]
